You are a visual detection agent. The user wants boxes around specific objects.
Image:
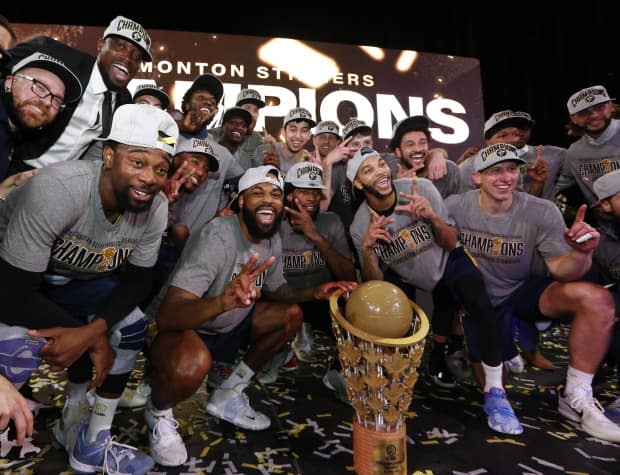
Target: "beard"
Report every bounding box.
[115,185,153,213]
[242,204,284,240]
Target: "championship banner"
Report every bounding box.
[13,23,484,157]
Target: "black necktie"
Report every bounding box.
[100,90,113,138]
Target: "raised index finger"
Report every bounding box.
[573,203,587,225]
[411,176,419,195]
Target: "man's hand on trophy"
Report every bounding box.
[313,281,358,301]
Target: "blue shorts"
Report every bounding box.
[196,307,254,363]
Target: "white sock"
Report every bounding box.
[482,362,503,393]
[565,366,594,395]
[146,397,170,417]
[86,395,120,443]
[220,361,254,391]
[66,381,89,406]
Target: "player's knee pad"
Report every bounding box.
[108,307,147,375]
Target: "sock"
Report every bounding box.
[565,365,594,395]
[66,381,89,406]
[220,361,254,391]
[86,395,120,443]
[482,362,503,393]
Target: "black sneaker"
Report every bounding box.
[428,354,456,389]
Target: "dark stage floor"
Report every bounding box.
[4,324,620,475]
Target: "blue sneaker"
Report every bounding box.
[70,421,154,475]
[605,396,620,425]
[0,326,45,387]
[483,387,523,435]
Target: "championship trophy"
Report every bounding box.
[329,281,429,475]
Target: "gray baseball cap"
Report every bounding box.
[474,143,525,172]
[593,170,620,205]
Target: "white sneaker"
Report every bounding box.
[257,346,294,385]
[559,384,620,442]
[119,382,151,408]
[292,323,315,363]
[503,354,525,374]
[205,387,271,430]
[144,402,187,467]
[52,396,91,453]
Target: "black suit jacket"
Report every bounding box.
[8,36,132,168]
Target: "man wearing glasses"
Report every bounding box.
[1,52,82,179]
[6,16,152,174]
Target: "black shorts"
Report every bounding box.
[196,307,255,363]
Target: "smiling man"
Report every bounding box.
[144,165,355,467]
[0,51,82,179]
[348,146,524,436]
[0,104,177,473]
[446,143,620,442]
[7,15,152,172]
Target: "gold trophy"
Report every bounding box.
[329,281,429,475]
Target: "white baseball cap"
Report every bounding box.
[474,143,525,172]
[483,110,535,138]
[283,107,316,128]
[231,165,284,211]
[236,88,265,108]
[593,169,620,205]
[174,136,219,171]
[285,162,328,189]
[97,103,178,158]
[346,146,381,182]
[342,118,372,140]
[314,120,341,138]
[133,83,169,110]
[567,85,614,115]
[103,16,152,62]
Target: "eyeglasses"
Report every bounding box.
[13,73,65,110]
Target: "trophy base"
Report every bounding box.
[353,420,407,475]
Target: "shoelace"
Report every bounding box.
[102,436,139,474]
[569,392,605,414]
[152,414,181,440]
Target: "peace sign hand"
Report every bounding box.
[362,208,394,251]
[395,178,436,220]
[221,253,275,311]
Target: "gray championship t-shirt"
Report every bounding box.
[554,119,620,205]
[169,133,244,232]
[168,215,286,333]
[210,128,263,172]
[445,190,570,305]
[279,211,352,287]
[0,161,167,276]
[349,178,452,292]
[327,160,355,228]
[593,223,620,284]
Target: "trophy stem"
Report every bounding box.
[353,420,407,475]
